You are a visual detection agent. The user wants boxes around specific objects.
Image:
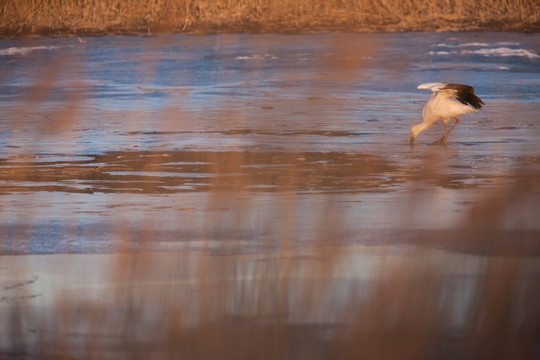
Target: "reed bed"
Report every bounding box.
[1,0,539,36]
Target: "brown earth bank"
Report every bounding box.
[1,0,540,38]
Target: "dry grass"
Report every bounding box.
[1,0,540,36]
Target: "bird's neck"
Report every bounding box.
[411,122,431,138]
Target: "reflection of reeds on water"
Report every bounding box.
[1,38,540,360]
[3,184,539,359]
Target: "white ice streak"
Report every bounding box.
[435,42,520,48]
[461,47,540,59]
[0,46,59,56]
[430,44,539,59]
[235,54,278,60]
[435,42,490,48]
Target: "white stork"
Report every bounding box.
[410,83,484,145]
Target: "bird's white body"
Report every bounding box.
[410,82,484,145]
[423,91,476,122]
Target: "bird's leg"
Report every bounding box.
[447,118,460,135]
[431,121,449,145]
[443,122,448,144]
[433,118,460,145]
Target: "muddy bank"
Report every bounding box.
[4,21,540,39]
[3,20,540,39]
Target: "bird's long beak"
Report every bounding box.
[409,136,415,146]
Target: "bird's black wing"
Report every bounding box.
[442,83,484,110]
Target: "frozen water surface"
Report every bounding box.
[1,32,540,360]
[0,32,539,254]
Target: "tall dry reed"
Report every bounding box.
[1,0,539,36]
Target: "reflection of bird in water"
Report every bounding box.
[410,83,484,145]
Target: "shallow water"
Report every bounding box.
[1,32,540,360]
[0,32,539,254]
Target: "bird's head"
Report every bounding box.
[409,124,421,145]
[409,123,429,145]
